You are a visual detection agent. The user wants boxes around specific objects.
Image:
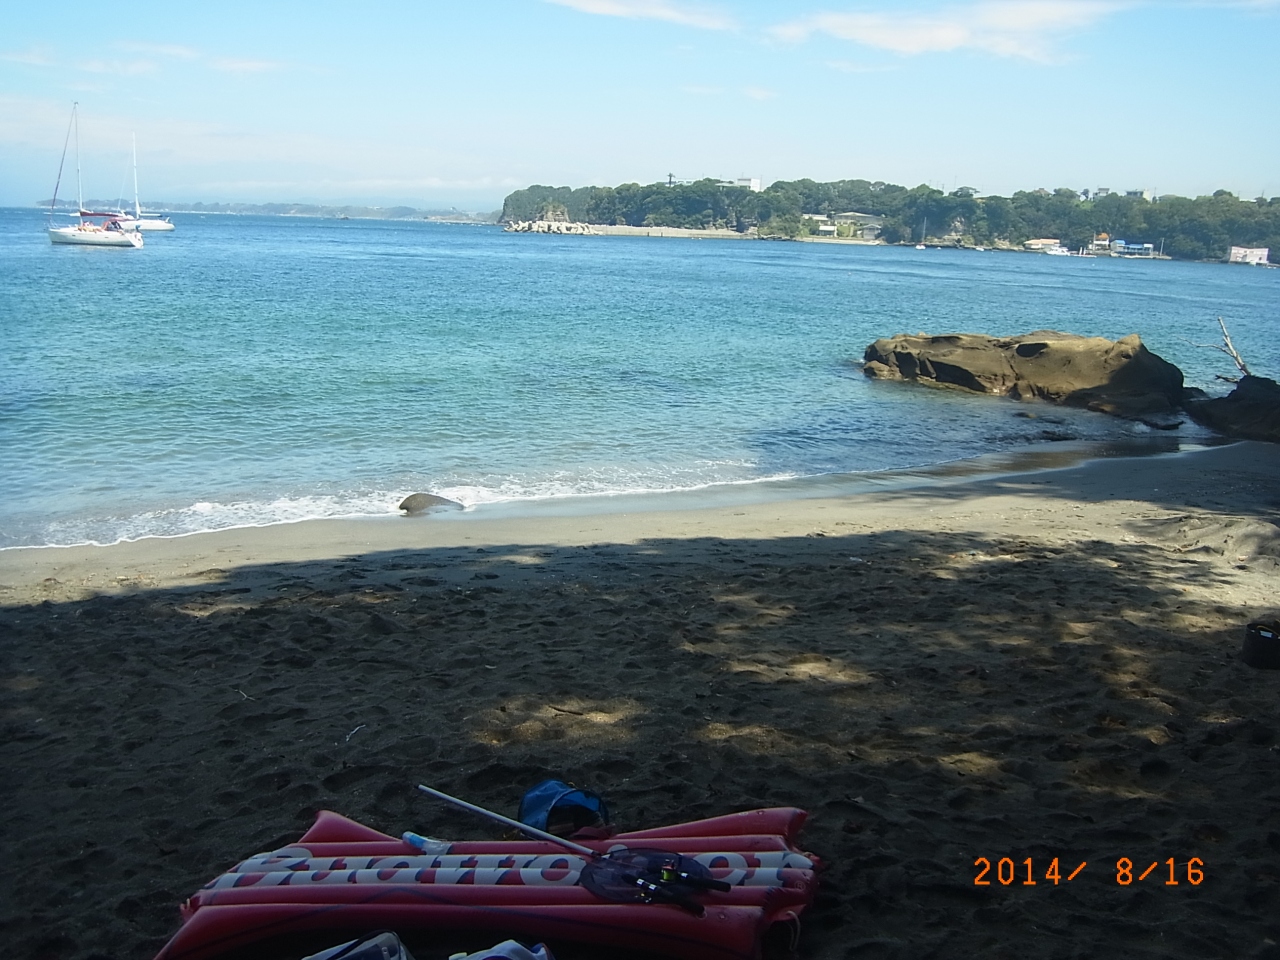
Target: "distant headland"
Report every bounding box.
[500,179,1279,263]
[36,199,501,223]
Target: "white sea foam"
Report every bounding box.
[3,468,807,549]
[434,464,784,508]
[15,494,402,549]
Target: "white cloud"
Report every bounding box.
[0,95,74,147]
[211,58,282,74]
[1,47,55,66]
[2,41,284,78]
[109,42,280,73]
[826,59,897,73]
[116,41,200,59]
[544,0,736,30]
[773,1,1125,61]
[743,86,777,100]
[79,59,160,76]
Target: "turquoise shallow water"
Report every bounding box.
[1,207,1276,548]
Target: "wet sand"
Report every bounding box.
[2,442,1279,960]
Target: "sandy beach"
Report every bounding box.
[3,441,1279,960]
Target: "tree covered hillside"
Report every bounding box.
[500,179,1280,262]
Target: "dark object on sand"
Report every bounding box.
[862,331,1184,420]
[1242,620,1280,669]
[398,492,461,515]
[1185,376,1280,443]
[518,779,611,837]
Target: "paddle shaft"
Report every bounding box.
[416,783,598,858]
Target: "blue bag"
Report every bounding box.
[518,779,610,836]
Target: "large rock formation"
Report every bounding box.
[862,331,1185,420]
[1185,376,1280,443]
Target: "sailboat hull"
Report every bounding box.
[129,218,175,232]
[49,226,144,247]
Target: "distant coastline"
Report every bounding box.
[500,216,1280,268]
[35,199,500,223]
[499,178,1279,264]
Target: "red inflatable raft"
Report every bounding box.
[154,808,820,960]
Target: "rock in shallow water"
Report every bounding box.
[398,493,462,515]
[1185,376,1280,443]
[862,330,1185,420]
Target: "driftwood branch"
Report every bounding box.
[1181,318,1251,381]
[1216,317,1252,377]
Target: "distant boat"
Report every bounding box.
[47,104,144,248]
[116,134,175,232]
[915,216,927,249]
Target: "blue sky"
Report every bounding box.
[2,1,1277,209]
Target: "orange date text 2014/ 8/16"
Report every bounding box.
[973,857,1205,887]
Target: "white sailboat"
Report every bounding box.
[118,134,175,232]
[48,104,143,248]
[914,216,927,249]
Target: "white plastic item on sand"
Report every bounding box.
[401,830,452,854]
[302,931,415,960]
[448,941,556,960]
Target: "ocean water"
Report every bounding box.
[1,207,1276,549]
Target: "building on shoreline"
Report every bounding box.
[1111,239,1155,257]
[799,211,883,240]
[1228,246,1270,265]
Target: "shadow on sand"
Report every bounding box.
[2,516,1279,960]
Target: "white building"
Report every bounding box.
[716,177,762,192]
[1228,246,1270,265]
[1112,239,1155,257]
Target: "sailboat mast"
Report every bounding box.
[50,102,78,223]
[74,105,83,215]
[133,133,140,219]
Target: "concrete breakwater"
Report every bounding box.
[504,220,759,240]
[504,219,598,235]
